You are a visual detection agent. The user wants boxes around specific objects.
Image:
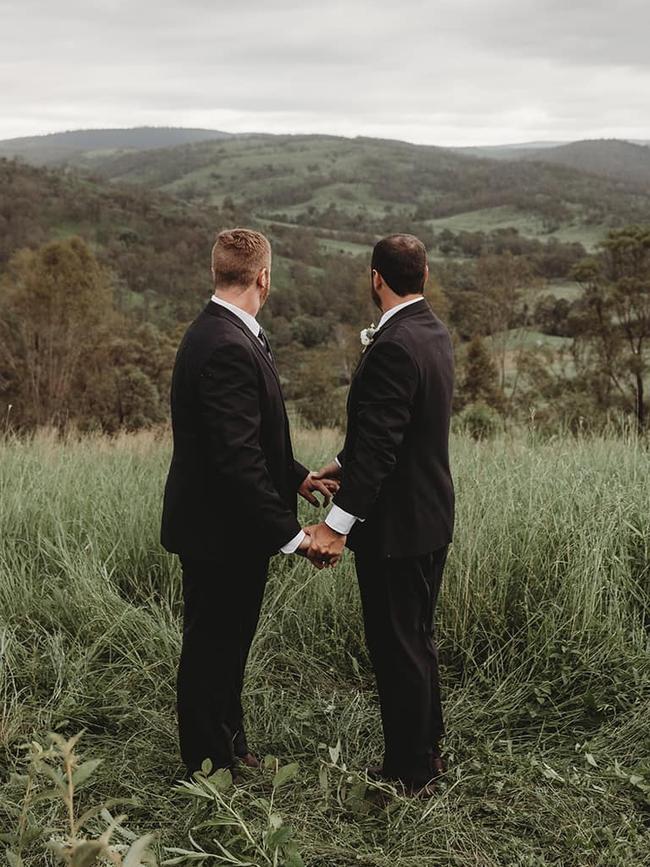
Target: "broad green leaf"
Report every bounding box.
[263,754,277,771]
[32,787,63,804]
[328,741,341,765]
[284,850,306,867]
[72,759,103,788]
[269,812,283,830]
[273,762,299,789]
[206,767,233,792]
[38,762,67,793]
[266,825,293,848]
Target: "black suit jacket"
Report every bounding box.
[334,300,455,558]
[161,301,308,559]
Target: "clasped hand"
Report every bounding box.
[298,522,346,569]
[296,464,346,568]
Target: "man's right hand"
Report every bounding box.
[305,522,346,569]
[296,527,339,570]
[311,460,342,485]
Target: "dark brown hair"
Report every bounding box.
[371,234,427,297]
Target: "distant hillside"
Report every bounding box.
[0,127,233,166]
[455,141,568,158]
[78,132,650,248]
[458,139,650,188]
[516,139,650,187]
[0,157,233,321]
[4,129,650,261]
[0,156,369,328]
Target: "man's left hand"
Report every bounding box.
[299,472,340,507]
[304,522,347,568]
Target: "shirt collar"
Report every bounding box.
[211,294,260,338]
[376,296,424,331]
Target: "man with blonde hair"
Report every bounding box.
[161,228,334,778]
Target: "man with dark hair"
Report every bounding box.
[161,228,336,778]
[370,233,429,297]
[306,233,455,797]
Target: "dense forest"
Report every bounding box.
[1,130,649,433]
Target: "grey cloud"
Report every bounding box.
[445,0,650,68]
[1,0,649,144]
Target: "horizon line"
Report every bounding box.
[1,125,649,151]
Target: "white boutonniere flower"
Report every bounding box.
[360,323,377,351]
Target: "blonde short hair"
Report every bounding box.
[211,228,271,290]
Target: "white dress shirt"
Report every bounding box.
[211,294,260,337]
[210,295,305,555]
[325,296,425,536]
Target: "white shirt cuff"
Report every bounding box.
[325,505,360,535]
[334,456,342,468]
[280,529,306,554]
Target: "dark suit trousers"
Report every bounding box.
[355,545,448,786]
[177,550,270,773]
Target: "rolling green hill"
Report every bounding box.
[2,138,650,432]
[4,129,650,252]
[457,139,650,188]
[0,127,232,166]
[74,133,650,251]
[0,156,368,330]
[455,140,568,158]
[517,139,650,187]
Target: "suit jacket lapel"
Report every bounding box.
[352,300,431,378]
[204,301,282,388]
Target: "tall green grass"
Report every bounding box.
[0,427,648,865]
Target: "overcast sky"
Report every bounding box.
[1,0,649,146]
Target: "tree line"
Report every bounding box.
[1,158,649,434]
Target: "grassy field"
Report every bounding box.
[426,208,605,251]
[0,428,649,866]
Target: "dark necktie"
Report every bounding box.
[258,327,273,361]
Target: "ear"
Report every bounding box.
[257,267,269,288]
[372,269,382,290]
[424,262,429,286]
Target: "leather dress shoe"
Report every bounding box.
[431,754,447,777]
[237,751,261,769]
